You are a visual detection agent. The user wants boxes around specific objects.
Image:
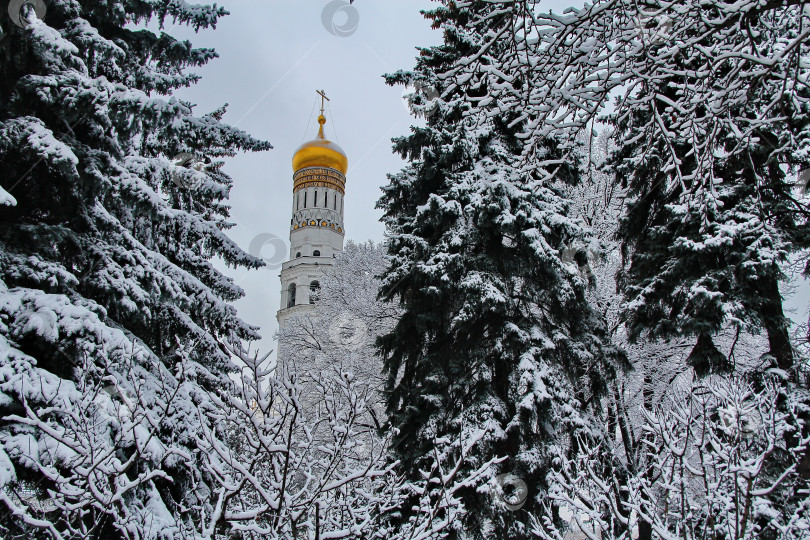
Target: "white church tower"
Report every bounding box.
[277,91,347,327]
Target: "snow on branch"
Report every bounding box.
[532,376,810,539]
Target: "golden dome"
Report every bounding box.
[292,114,348,175]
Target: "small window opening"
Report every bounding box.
[309,281,321,304]
[287,283,296,308]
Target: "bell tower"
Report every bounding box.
[277,91,347,327]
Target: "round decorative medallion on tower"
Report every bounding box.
[278,91,347,327]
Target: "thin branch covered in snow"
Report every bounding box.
[532,376,810,540]
[445,0,810,178]
[193,339,396,539]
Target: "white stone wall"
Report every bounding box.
[288,227,344,259]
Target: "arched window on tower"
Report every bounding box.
[314,191,318,207]
[313,250,320,257]
[309,281,320,304]
[303,192,307,208]
[287,283,296,308]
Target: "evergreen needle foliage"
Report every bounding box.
[0,1,269,537]
[377,3,625,538]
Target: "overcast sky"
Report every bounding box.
[166,0,808,355]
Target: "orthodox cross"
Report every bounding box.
[317,89,330,115]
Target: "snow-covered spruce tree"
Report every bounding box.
[438,0,810,376]
[593,34,810,532]
[0,1,269,537]
[437,5,810,523]
[377,3,624,537]
[526,126,798,538]
[559,128,788,539]
[606,3,810,376]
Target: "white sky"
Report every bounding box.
[167,0,808,355]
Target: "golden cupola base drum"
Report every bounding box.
[277,91,347,327]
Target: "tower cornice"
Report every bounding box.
[293,166,346,195]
